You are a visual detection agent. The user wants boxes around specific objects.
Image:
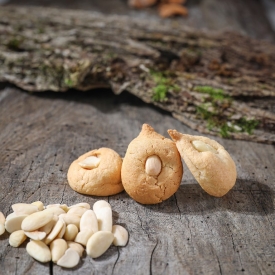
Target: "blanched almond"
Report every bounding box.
[50,238,68,263]
[0,224,5,236]
[57,248,80,268]
[44,219,65,245]
[55,221,66,239]
[31,201,44,211]
[6,212,17,221]
[9,230,27,247]
[93,201,111,213]
[74,229,93,246]
[44,207,66,216]
[59,214,80,229]
[67,207,87,217]
[5,214,28,233]
[78,156,100,169]
[12,203,38,215]
[0,211,5,224]
[95,207,112,232]
[192,140,217,154]
[145,155,162,176]
[112,225,128,246]
[69,203,90,210]
[67,241,84,257]
[24,230,46,241]
[26,240,51,263]
[39,215,58,235]
[86,231,114,258]
[21,211,54,232]
[80,210,98,233]
[64,224,78,241]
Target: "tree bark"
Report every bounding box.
[0,6,275,143]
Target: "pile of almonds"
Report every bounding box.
[0,200,128,268]
[128,0,188,18]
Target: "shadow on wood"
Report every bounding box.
[144,179,274,215]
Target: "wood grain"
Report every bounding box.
[1,6,275,143]
[0,87,274,275]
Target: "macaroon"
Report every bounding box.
[67,148,123,196]
[168,130,237,197]
[121,124,183,204]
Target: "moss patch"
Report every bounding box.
[151,70,180,102]
[194,85,258,137]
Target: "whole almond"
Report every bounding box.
[86,231,114,258]
[50,238,68,263]
[95,207,112,232]
[9,230,27,247]
[0,224,5,236]
[59,214,80,229]
[192,140,217,154]
[6,212,17,221]
[64,224,78,241]
[80,210,98,233]
[145,155,162,176]
[0,211,6,224]
[78,156,100,169]
[26,240,51,263]
[12,203,38,215]
[5,214,28,233]
[69,203,90,210]
[93,201,111,213]
[44,207,65,216]
[21,211,53,232]
[67,207,87,217]
[31,201,44,211]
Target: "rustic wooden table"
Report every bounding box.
[0,1,275,274]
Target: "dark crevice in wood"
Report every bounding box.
[49,261,53,275]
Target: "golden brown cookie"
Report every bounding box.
[67,148,123,196]
[168,130,237,197]
[121,124,183,204]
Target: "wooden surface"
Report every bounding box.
[0,1,275,274]
[1,6,275,144]
[0,88,274,275]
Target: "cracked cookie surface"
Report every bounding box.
[121,124,183,204]
[168,130,237,197]
[67,148,123,196]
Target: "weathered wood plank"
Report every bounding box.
[4,0,275,42]
[0,87,274,274]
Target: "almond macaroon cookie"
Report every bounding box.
[168,130,237,197]
[67,148,124,196]
[121,124,183,204]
